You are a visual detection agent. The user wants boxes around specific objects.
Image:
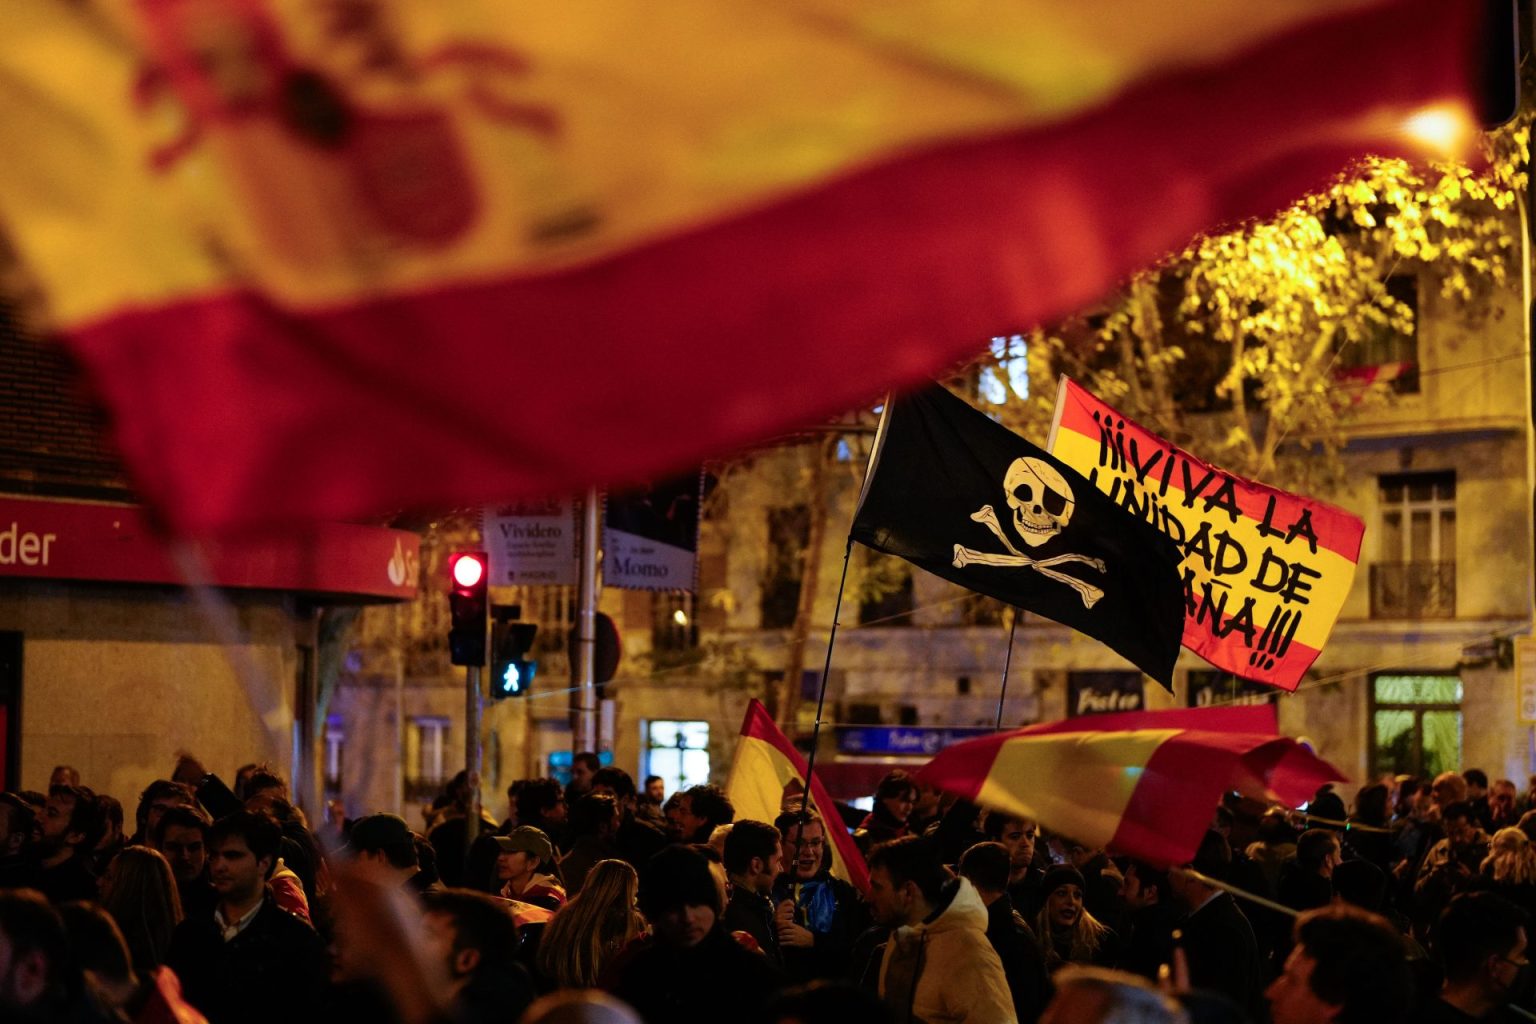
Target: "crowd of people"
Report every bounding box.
[0,752,1533,1023]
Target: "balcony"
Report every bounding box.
[1370,562,1455,619]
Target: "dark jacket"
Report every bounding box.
[724,885,783,967]
[1178,892,1263,1016]
[36,853,98,904]
[983,892,1050,1024]
[771,872,872,982]
[165,896,328,1024]
[609,926,782,1024]
[614,814,669,873]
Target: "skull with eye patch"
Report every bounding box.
[1004,457,1075,546]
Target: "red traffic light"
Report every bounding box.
[451,552,486,588]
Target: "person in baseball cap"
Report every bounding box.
[493,826,566,911]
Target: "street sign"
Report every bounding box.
[483,497,578,586]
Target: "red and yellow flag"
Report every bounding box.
[1049,379,1364,691]
[919,706,1341,867]
[726,699,869,894]
[0,0,1481,533]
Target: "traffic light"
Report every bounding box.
[447,551,488,666]
[491,620,538,698]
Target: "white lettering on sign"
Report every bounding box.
[1076,689,1142,715]
[0,523,56,566]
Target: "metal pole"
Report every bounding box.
[577,487,600,754]
[995,611,1019,729]
[465,664,482,854]
[800,538,854,823]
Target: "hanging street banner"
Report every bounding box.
[483,497,578,586]
[603,471,703,591]
[852,385,1185,687]
[1048,378,1364,691]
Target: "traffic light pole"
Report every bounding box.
[465,664,483,853]
[576,487,600,754]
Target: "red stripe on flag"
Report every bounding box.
[63,0,1478,533]
[736,700,870,894]
[1108,731,1249,866]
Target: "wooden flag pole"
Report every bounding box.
[995,610,1019,729]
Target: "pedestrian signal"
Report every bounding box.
[491,621,538,698]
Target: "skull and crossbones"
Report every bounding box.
[952,457,1107,608]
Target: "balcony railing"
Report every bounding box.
[1370,562,1455,619]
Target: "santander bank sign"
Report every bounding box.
[0,496,419,601]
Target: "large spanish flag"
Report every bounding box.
[1049,379,1365,691]
[0,0,1482,534]
[727,699,869,894]
[918,705,1342,866]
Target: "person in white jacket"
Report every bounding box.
[868,835,1019,1024]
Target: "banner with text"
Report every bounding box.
[1049,378,1363,691]
[484,497,579,586]
[603,472,703,591]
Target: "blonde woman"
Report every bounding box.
[99,845,183,973]
[537,859,648,989]
[1035,865,1118,971]
[1477,826,1536,917]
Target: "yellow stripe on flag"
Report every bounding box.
[3,0,1389,326]
[727,734,862,889]
[975,730,1178,849]
[1052,428,1355,653]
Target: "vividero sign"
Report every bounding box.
[0,496,419,600]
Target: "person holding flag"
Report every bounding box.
[771,806,873,984]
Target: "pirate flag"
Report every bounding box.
[852,384,1184,687]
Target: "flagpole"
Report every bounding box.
[995,610,1019,729]
[800,536,854,827]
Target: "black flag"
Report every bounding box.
[852,384,1184,687]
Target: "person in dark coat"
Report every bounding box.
[854,771,916,854]
[164,811,328,1024]
[1115,860,1179,982]
[419,888,536,1024]
[591,766,669,872]
[723,820,784,965]
[958,841,1051,1023]
[770,809,871,983]
[610,845,782,1023]
[31,784,103,904]
[1277,829,1339,914]
[1169,831,1263,1018]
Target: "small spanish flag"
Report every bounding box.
[918,706,1341,867]
[726,699,869,894]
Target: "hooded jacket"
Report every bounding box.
[878,877,1018,1024]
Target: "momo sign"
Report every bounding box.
[1050,379,1363,691]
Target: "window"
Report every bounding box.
[979,334,1030,405]
[652,592,698,651]
[409,716,451,788]
[1334,275,1420,394]
[858,551,913,626]
[761,506,810,629]
[645,720,710,795]
[323,716,344,793]
[1369,674,1462,778]
[1371,472,1455,618]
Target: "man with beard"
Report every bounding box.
[32,784,102,903]
[151,804,218,920]
[770,808,870,982]
[165,810,327,1024]
[419,889,534,1024]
